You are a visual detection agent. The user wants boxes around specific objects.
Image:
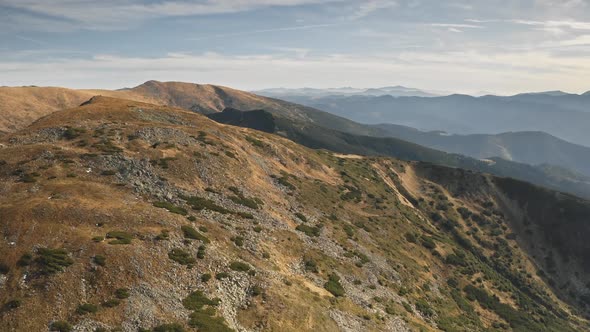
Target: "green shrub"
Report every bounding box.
[295,213,307,222]
[295,224,321,237]
[304,258,318,273]
[17,253,32,266]
[153,323,185,332]
[324,273,345,297]
[92,236,104,243]
[187,216,197,222]
[420,236,436,250]
[343,224,354,238]
[228,195,260,210]
[4,299,21,310]
[100,170,117,176]
[183,291,220,310]
[20,173,37,183]
[237,212,254,219]
[215,272,229,280]
[115,288,130,299]
[197,245,206,259]
[229,261,251,272]
[102,299,121,308]
[168,249,195,266]
[0,262,8,274]
[188,309,233,332]
[76,303,98,315]
[153,201,188,216]
[201,273,212,282]
[182,196,230,214]
[93,255,106,266]
[63,127,86,140]
[231,236,244,247]
[198,226,208,233]
[405,232,417,243]
[36,248,74,275]
[50,321,72,332]
[106,231,133,245]
[402,302,413,313]
[155,230,170,241]
[246,136,265,148]
[181,225,210,243]
[277,175,296,190]
[253,226,262,233]
[457,207,472,219]
[250,285,263,297]
[415,299,434,317]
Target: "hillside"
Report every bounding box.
[1,96,590,331]
[209,108,590,199]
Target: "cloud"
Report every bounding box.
[188,23,337,41]
[429,23,482,29]
[0,0,341,30]
[349,0,397,20]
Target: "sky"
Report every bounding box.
[1,0,589,95]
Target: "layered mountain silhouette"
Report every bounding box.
[2,81,590,200]
[278,93,590,147]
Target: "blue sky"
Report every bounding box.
[1,0,589,94]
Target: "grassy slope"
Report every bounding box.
[0,97,588,331]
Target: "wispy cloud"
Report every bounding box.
[188,23,337,41]
[349,0,397,20]
[430,23,482,29]
[0,0,340,30]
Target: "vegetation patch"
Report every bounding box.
[215,272,229,280]
[50,321,72,332]
[295,224,321,237]
[183,291,220,310]
[197,245,206,259]
[115,288,130,299]
[181,225,210,243]
[76,303,98,315]
[35,248,74,275]
[106,231,133,245]
[229,261,251,272]
[182,196,230,214]
[93,255,106,266]
[153,201,188,216]
[168,249,196,266]
[324,273,345,297]
[228,187,262,209]
[152,323,185,332]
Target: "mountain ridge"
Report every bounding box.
[1,96,589,331]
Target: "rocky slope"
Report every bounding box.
[0,96,589,331]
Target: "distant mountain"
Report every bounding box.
[254,86,439,98]
[276,93,590,147]
[513,90,570,97]
[371,125,590,177]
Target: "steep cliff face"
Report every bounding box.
[0,97,588,331]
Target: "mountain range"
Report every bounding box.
[254,86,440,98]
[2,81,590,201]
[1,95,590,331]
[276,93,590,147]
